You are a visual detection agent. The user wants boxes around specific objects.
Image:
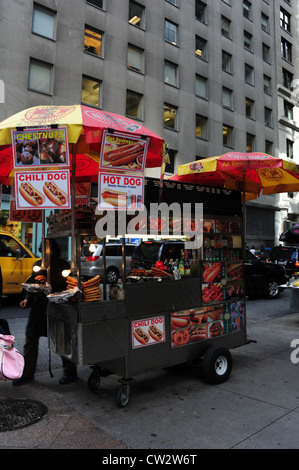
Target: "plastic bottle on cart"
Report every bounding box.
[173,265,181,279]
[184,250,190,276]
[179,256,185,276]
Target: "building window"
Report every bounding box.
[223,87,233,109]
[32,4,56,40]
[287,139,293,159]
[28,59,52,94]
[246,133,255,152]
[245,64,254,85]
[128,44,144,73]
[126,90,143,119]
[223,125,233,147]
[262,43,271,63]
[165,148,176,174]
[129,1,145,28]
[164,60,178,87]
[246,98,254,119]
[196,115,208,139]
[81,76,101,107]
[167,0,178,5]
[264,74,271,94]
[261,13,269,33]
[281,38,292,62]
[196,36,207,60]
[222,51,232,73]
[195,1,206,23]
[265,140,272,155]
[283,68,293,90]
[280,8,291,33]
[244,31,253,51]
[264,107,272,127]
[243,1,251,20]
[223,0,231,4]
[164,104,177,130]
[284,100,293,120]
[87,0,103,9]
[84,26,103,57]
[196,75,207,98]
[221,16,231,38]
[165,19,178,45]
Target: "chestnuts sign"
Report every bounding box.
[12,127,69,168]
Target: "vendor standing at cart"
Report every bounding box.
[13,239,78,386]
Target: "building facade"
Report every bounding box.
[0,0,298,250]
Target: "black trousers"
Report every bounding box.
[22,335,77,379]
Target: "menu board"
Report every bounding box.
[170,215,245,348]
[171,300,245,348]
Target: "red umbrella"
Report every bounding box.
[0,105,165,184]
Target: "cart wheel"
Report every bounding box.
[116,384,130,407]
[87,372,101,392]
[202,346,232,384]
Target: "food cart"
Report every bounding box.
[46,177,249,407]
[0,106,249,407]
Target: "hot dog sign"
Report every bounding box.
[15,170,71,210]
[99,131,148,172]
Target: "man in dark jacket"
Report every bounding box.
[13,239,78,386]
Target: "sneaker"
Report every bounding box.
[59,374,78,385]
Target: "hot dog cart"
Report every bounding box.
[46,177,249,407]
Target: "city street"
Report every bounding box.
[1,288,299,449]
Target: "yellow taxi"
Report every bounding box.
[0,231,40,295]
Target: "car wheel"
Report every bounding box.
[264,278,280,299]
[106,267,119,284]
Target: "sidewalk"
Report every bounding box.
[1,312,299,449]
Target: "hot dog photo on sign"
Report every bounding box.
[100,131,148,172]
[15,170,70,210]
[131,316,165,349]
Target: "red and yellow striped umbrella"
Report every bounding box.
[170,152,299,200]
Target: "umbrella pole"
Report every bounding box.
[242,171,246,259]
[71,144,77,276]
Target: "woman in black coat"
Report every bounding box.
[13,239,77,386]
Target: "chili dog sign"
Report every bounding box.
[100,131,148,172]
[132,316,165,349]
[98,172,144,210]
[15,170,71,210]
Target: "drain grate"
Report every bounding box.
[0,398,48,432]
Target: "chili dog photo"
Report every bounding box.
[19,182,45,207]
[101,189,127,208]
[133,327,150,345]
[100,132,148,171]
[148,325,163,342]
[43,181,67,206]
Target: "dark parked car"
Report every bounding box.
[268,245,299,278]
[131,241,287,299]
[244,248,287,299]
